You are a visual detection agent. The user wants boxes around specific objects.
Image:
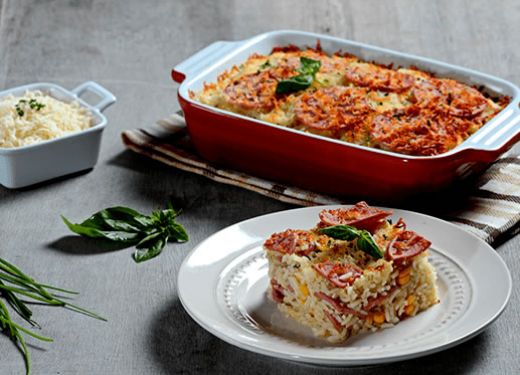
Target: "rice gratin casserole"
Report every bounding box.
[194,45,509,156]
[264,202,438,342]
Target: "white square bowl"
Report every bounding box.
[0,81,116,188]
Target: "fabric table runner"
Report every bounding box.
[122,113,520,246]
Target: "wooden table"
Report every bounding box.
[1,1,518,373]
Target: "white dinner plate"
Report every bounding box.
[177,205,512,366]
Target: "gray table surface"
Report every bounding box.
[1,0,519,374]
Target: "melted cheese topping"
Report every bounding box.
[195,46,509,156]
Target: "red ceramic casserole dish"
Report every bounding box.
[172,30,520,200]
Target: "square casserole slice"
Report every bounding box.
[264,202,439,343]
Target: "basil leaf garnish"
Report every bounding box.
[356,230,384,259]
[275,57,321,94]
[318,225,383,259]
[318,225,359,241]
[298,57,321,75]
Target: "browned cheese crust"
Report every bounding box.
[195,46,510,156]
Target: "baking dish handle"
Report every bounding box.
[71,81,116,112]
[461,99,520,161]
[172,40,242,83]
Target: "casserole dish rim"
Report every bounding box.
[174,30,520,161]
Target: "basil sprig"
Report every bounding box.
[318,225,383,259]
[62,204,188,263]
[275,57,321,94]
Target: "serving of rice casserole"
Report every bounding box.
[264,202,438,343]
[195,45,509,157]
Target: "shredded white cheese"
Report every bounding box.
[0,90,93,148]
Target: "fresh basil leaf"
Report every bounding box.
[79,207,147,232]
[99,207,149,230]
[167,222,189,242]
[133,235,168,263]
[275,57,321,95]
[151,208,182,232]
[159,207,180,220]
[78,212,107,230]
[62,216,107,237]
[318,225,359,241]
[135,231,162,248]
[356,230,383,259]
[275,75,314,94]
[298,57,321,75]
[100,206,142,218]
[133,215,155,228]
[61,216,142,244]
[319,225,383,259]
[88,229,141,243]
[62,203,189,263]
[101,219,141,233]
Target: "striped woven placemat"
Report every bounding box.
[121,113,520,246]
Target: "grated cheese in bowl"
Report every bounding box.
[0,90,93,148]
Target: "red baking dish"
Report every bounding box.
[172,30,520,200]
